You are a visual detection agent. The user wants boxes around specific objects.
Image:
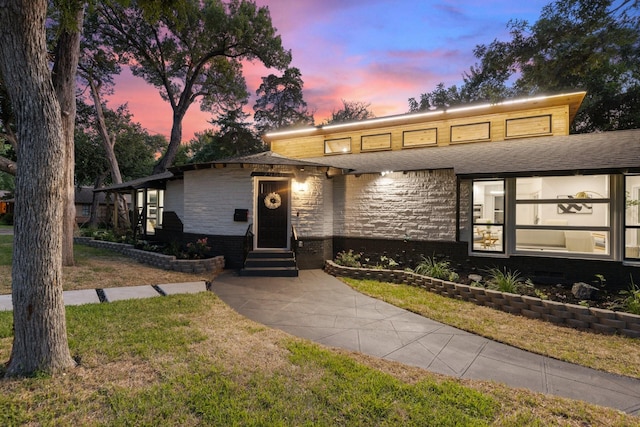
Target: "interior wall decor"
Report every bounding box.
[557,195,593,214]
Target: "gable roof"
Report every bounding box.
[303,128,640,177]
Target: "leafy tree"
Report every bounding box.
[188,106,265,163]
[409,0,640,132]
[97,0,291,173]
[75,101,165,186]
[0,0,76,376]
[253,67,314,134]
[325,99,375,124]
[408,82,457,112]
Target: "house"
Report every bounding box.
[0,190,13,216]
[108,91,640,285]
[75,186,131,226]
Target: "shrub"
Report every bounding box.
[0,213,13,225]
[485,267,522,293]
[185,238,211,259]
[413,256,457,281]
[334,250,362,268]
[621,276,640,315]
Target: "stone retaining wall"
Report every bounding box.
[75,237,225,275]
[325,261,640,339]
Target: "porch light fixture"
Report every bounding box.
[293,180,308,192]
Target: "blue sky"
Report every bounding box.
[112,0,552,138]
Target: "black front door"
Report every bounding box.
[257,180,289,248]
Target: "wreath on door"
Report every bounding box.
[264,192,282,209]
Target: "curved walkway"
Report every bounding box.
[211,269,640,415]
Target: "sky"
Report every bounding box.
[109,0,552,141]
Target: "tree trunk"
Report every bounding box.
[0,0,75,376]
[86,78,130,229]
[153,110,184,173]
[52,4,84,267]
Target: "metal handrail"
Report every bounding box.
[243,223,254,262]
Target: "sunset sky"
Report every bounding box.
[109,0,552,141]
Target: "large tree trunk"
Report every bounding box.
[0,0,75,376]
[52,4,84,267]
[153,110,184,173]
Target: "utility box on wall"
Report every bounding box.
[233,209,249,222]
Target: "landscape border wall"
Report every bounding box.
[325,260,640,339]
[74,237,225,275]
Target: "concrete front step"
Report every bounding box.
[241,250,298,277]
[240,267,299,277]
[244,258,297,268]
[246,250,295,259]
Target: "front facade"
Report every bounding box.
[148,92,640,286]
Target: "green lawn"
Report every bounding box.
[0,294,634,425]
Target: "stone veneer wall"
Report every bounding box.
[333,170,458,241]
[75,237,225,275]
[325,260,640,339]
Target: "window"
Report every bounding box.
[471,180,504,252]
[624,175,640,260]
[81,205,91,217]
[515,175,610,256]
[324,137,351,154]
[136,188,164,235]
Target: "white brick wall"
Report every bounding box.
[291,172,333,237]
[173,166,457,242]
[164,180,184,220]
[183,168,253,235]
[333,170,457,241]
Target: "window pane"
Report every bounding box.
[516,202,609,227]
[472,179,504,252]
[516,229,608,254]
[625,229,640,259]
[626,175,640,227]
[472,180,504,225]
[473,225,503,252]
[516,175,609,200]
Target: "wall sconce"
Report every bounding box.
[293,180,308,192]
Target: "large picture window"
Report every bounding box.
[515,175,610,256]
[472,180,504,252]
[624,175,640,260]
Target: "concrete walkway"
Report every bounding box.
[210,269,640,416]
[0,281,208,311]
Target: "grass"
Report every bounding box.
[0,293,636,425]
[343,278,640,379]
[0,237,210,295]
[0,236,638,423]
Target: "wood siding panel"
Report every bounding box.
[403,128,437,148]
[361,133,391,151]
[269,105,572,158]
[506,115,552,138]
[450,122,491,143]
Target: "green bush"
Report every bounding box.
[485,267,522,293]
[334,250,362,268]
[621,276,640,315]
[0,213,13,225]
[413,256,457,281]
